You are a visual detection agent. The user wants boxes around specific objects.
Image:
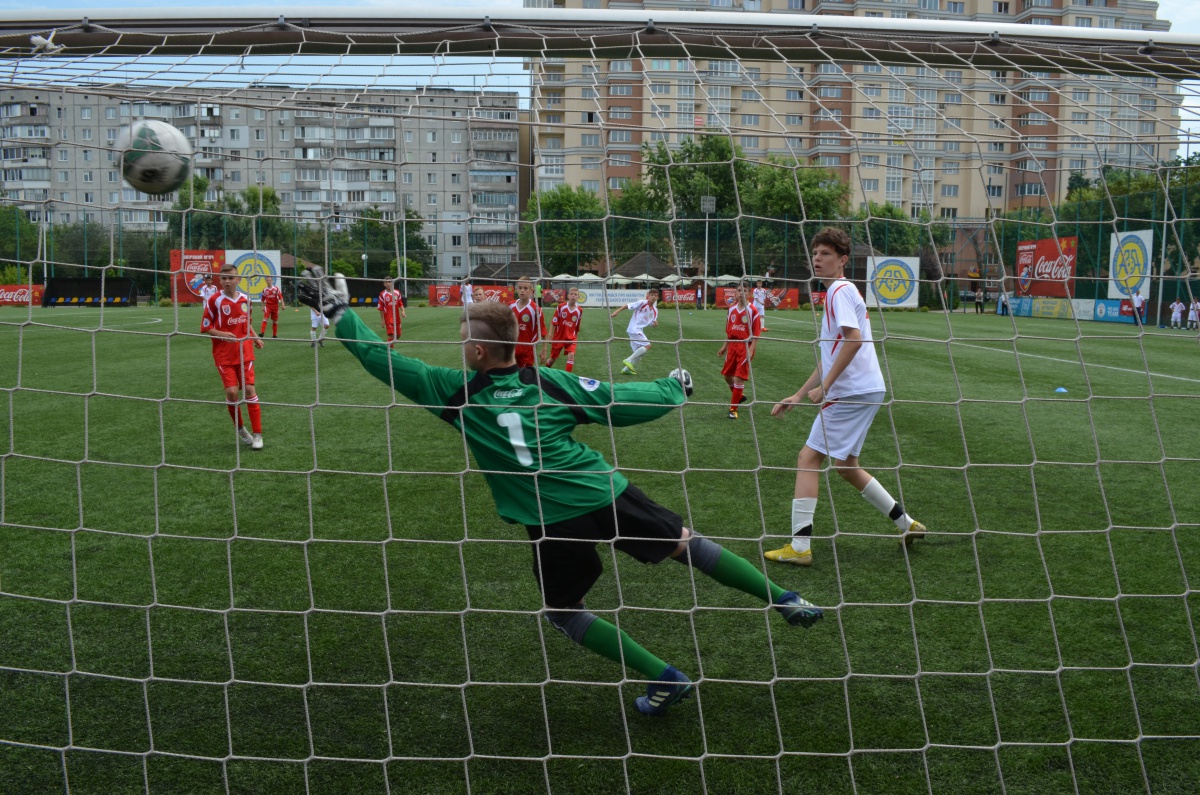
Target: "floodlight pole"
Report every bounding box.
[701,195,716,308]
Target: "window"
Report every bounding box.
[610,107,633,120]
[861,155,880,168]
[80,108,92,120]
[786,90,803,101]
[581,133,601,147]
[650,83,670,95]
[1075,16,1092,27]
[947,2,964,13]
[608,176,624,189]
[943,140,961,152]
[402,172,413,184]
[609,60,633,72]
[993,1,1010,11]
[863,84,881,98]
[940,208,958,219]
[581,180,600,193]
[427,173,437,185]
[1016,182,1045,196]
[451,193,462,205]
[427,193,437,205]
[862,179,880,191]
[81,129,92,141]
[582,157,601,170]
[785,115,804,125]
[82,171,93,183]
[451,173,461,185]
[941,184,959,197]
[944,161,960,175]
[609,129,632,143]
[82,150,92,162]
[741,114,760,125]
[451,131,462,144]
[451,235,463,247]
[988,142,1006,152]
[610,84,632,96]
[787,0,804,9]
[740,136,759,148]
[986,184,1003,198]
[58,149,68,161]
[818,86,843,99]
[425,131,437,143]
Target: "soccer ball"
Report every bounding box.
[669,368,693,396]
[117,120,192,195]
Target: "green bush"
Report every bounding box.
[158,298,174,308]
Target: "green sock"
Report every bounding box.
[580,617,669,679]
[709,549,788,604]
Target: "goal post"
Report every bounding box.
[1,9,1199,795]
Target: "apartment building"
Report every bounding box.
[524,0,1178,224]
[0,86,525,279]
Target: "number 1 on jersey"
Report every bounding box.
[496,412,534,467]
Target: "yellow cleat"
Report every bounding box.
[764,544,813,566]
[902,521,926,548]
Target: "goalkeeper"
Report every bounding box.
[298,268,822,718]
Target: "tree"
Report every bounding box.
[519,184,607,275]
[0,204,39,266]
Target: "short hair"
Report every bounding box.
[462,301,517,362]
[516,277,532,288]
[646,287,660,297]
[202,273,212,280]
[812,227,851,258]
[219,263,238,275]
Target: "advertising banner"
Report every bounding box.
[0,284,45,306]
[660,289,697,305]
[716,287,801,308]
[1015,236,1077,298]
[1093,298,1136,324]
[430,284,515,306]
[170,249,225,303]
[1031,297,1073,319]
[1108,230,1154,299]
[225,250,281,302]
[867,257,920,308]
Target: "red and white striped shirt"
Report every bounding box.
[202,291,256,367]
[551,303,583,341]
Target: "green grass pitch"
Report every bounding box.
[1,301,1199,795]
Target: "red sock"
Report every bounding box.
[730,384,743,411]
[565,359,574,373]
[246,397,262,434]
[227,400,244,427]
[260,321,267,336]
[272,321,278,337]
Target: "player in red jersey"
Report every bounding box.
[201,264,265,450]
[510,277,546,368]
[543,286,583,371]
[259,277,284,338]
[717,284,762,420]
[377,278,406,347]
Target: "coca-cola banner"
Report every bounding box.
[0,284,44,306]
[1108,230,1153,300]
[428,284,515,306]
[1015,236,1077,298]
[715,287,801,309]
[169,250,225,303]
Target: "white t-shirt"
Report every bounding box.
[753,287,768,309]
[462,283,473,305]
[1132,293,1145,310]
[199,284,218,302]
[1170,301,1185,320]
[625,300,659,335]
[820,278,885,400]
[1190,301,1200,320]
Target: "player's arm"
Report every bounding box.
[610,305,625,319]
[546,370,685,427]
[334,310,463,409]
[772,366,821,417]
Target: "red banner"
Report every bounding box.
[429,284,515,306]
[716,287,800,309]
[660,289,697,305]
[169,250,225,303]
[0,284,45,306]
[1016,236,1077,298]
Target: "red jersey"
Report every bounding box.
[726,303,762,342]
[202,291,256,366]
[551,303,583,342]
[378,290,403,324]
[260,285,283,309]
[510,300,546,345]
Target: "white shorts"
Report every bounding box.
[629,331,650,352]
[805,392,885,462]
[310,309,330,328]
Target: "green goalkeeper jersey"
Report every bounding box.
[335,310,685,526]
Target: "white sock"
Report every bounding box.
[628,346,648,364]
[790,497,816,554]
[861,477,913,531]
[310,329,317,340]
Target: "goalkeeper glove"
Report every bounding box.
[296,266,349,325]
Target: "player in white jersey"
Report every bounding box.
[198,272,219,302]
[753,280,770,332]
[462,279,474,305]
[610,288,659,375]
[310,307,330,347]
[1189,298,1200,330]
[765,227,924,567]
[1169,299,1185,329]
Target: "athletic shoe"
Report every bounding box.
[318,340,325,347]
[622,358,636,375]
[251,433,264,451]
[764,544,812,566]
[738,395,748,405]
[238,427,254,446]
[635,666,693,716]
[311,341,317,348]
[902,520,927,548]
[775,591,823,628]
[727,409,738,420]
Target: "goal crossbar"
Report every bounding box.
[3,8,1200,78]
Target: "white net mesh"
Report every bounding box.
[1,12,1199,795]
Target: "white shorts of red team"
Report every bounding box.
[805,392,886,462]
[628,331,650,352]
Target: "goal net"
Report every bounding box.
[1,10,1198,794]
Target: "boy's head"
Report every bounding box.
[383,277,393,288]
[736,284,749,303]
[202,273,213,284]
[472,286,486,302]
[461,301,516,369]
[567,287,580,303]
[645,287,660,303]
[810,227,851,280]
[516,278,533,301]
[217,264,240,293]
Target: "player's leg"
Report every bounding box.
[243,372,263,447]
[564,344,575,373]
[310,316,319,346]
[260,314,268,337]
[834,453,922,543]
[765,444,824,565]
[623,337,649,373]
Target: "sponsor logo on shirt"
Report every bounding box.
[493,388,525,399]
[579,377,600,391]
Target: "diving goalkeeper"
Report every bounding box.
[297,267,822,718]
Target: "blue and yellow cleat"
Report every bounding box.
[775,591,823,628]
[635,666,693,716]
